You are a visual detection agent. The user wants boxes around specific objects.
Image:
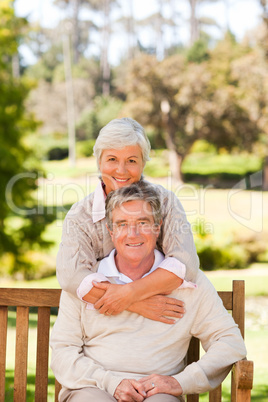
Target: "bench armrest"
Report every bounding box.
[231,359,254,402]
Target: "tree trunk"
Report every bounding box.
[12,54,20,78]
[161,100,184,183]
[156,0,164,60]
[189,0,199,46]
[101,0,111,96]
[127,0,136,60]
[164,131,184,183]
[72,0,81,64]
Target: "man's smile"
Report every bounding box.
[126,242,144,247]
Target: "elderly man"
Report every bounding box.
[50,182,246,402]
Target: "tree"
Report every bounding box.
[53,0,97,64]
[121,36,260,182]
[0,1,55,277]
[186,0,220,45]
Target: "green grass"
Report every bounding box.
[2,263,267,295]
[42,157,98,179]
[143,150,262,178]
[183,152,262,175]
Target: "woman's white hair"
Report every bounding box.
[93,117,151,168]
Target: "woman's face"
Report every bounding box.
[99,145,144,194]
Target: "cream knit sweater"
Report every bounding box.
[50,269,246,398]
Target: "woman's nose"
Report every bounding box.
[116,161,127,175]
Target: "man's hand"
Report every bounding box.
[129,295,185,324]
[114,379,146,402]
[93,282,135,315]
[138,374,183,398]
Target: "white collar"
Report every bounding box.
[98,249,165,284]
[92,181,106,223]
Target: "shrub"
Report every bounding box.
[48,147,68,160]
[193,221,267,270]
[76,140,95,158]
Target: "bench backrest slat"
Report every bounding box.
[0,306,8,402]
[14,307,29,402]
[35,307,51,402]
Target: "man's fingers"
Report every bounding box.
[130,379,146,397]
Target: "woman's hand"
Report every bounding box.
[138,374,183,398]
[93,282,135,315]
[129,295,185,324]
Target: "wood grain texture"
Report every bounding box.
[0,306,8,402]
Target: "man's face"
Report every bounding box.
[109,200,161,266]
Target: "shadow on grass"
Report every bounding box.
[251,385,268,401]
[5,370,56,402]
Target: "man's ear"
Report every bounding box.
[106,223,114,240]
[155,219,162,238]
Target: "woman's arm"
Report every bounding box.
[82,273,185,323]
[92,268,183,314]
[156,185,200,282]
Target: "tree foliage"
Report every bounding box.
[0,1,55,277]
[121,34,261,181]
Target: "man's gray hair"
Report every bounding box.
[105,181,162,230]
[93,117,151,168]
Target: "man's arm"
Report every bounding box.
[140,274,247,396]
[50,291,124,396]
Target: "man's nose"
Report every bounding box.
[127,224,139,237]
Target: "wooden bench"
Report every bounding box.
[0,280,253,401]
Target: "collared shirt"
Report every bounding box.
[92,180,106,223]
[77,249,197,307]
[57,180,200,298]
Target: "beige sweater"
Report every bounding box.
[50,269,246,397]
[56,181,199,296]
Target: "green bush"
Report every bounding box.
[48,147,68,160]
[194,221,266,270]
[76,139,95,158]
[76,96,123,140]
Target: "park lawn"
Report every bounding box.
[2,263,268,296]
[143,150,262,178]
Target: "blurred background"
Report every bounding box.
[1,0,268,400]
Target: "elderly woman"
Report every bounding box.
[57,118,199,322]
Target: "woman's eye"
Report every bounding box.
[128,159,136,163]
[108,158,116,162]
